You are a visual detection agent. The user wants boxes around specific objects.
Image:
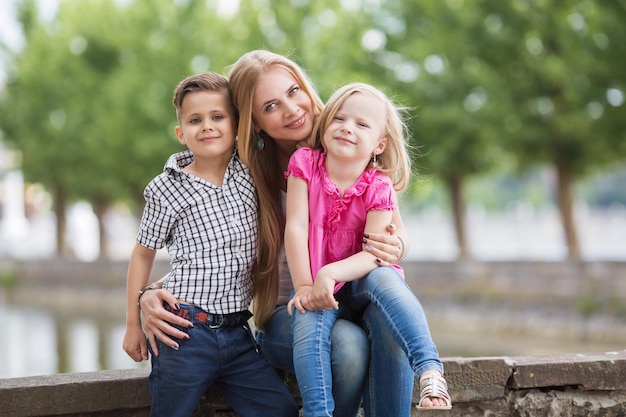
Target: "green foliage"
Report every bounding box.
[0,0,624,257]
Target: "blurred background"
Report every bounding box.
[0,0,624,379]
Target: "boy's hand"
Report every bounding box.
[123,326,148,362]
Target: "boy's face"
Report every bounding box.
[175,90,236,161]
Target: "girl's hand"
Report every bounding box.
[362,223,406,266]
[310,268,339,310]
[139,288,192,355]
[288,285,315,314]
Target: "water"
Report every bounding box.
[2,297,625,379]
[0,303,147,379]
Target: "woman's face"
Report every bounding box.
[251,67,314,144]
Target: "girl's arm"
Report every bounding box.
[311,210,393,306]
[284,175,318,314]
[122,243,157,362]
[362,193,410,264]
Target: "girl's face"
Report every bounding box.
[323,93,387,165]
[251,68,314,144]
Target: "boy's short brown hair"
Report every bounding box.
[172,72,237,121]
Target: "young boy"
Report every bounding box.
[122,72,298,417]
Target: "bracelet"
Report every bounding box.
[397,235,407,262]
[137,284,158,307]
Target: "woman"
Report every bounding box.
[134,50,439,415]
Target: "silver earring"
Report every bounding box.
[372,154,377,167]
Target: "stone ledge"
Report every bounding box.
[0,369,151,417]
[508,350,626,390]
[1,351,625,417]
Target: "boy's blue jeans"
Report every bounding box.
[148,304,298,417]
[291,267,443,417]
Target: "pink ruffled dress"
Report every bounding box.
[286,147,404,293]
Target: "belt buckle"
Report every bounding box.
[209,314,224,329]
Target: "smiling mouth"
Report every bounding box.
[286,115,306,129]
[335,136,354,144]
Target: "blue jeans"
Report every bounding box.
[362,303,414,417]
[347,267,444,379]
[291,267,443,417]
[256,305,367,417]
[149,304,298,417]
[257,268,420,417]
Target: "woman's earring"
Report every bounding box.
[372,154,377,167]
[255,132,265,150]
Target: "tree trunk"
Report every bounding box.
[447,175,470,259]
[92,197,109,260]
[54,184,69,258]
[555,163,581,259]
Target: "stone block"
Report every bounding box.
[441,357,513,402]
[509,350,626,391]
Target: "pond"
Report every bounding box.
[2,299,625,379]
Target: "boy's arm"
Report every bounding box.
[123,242,157,362]
[284,175,316,313]
[312,210,392,303]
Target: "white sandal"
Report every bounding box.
[416,371,452,410]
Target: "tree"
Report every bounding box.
[477,1,626,259]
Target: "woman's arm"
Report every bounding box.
[284,175,318,314]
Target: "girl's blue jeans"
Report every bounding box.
[289,266,443,417]
[257,267,437,417]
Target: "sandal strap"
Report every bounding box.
[419,372,451,407]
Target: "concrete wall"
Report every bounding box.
[1,351,625,417]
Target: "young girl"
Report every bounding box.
[285,82,452,416]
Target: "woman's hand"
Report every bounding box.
[139,288,192,356]
[362,223,407,265]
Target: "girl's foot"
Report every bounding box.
[416,370,452,410]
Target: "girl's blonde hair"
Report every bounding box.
[228,50,323,330]
[309,82,412,192]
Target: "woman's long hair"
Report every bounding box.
[228,50,323,330]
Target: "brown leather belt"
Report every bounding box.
[165,303,252,328]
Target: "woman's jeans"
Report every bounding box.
[148,304,298,417]
[290,267,443,417]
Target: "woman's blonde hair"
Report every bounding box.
[309,82,412,192]
[228,50,323,330]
